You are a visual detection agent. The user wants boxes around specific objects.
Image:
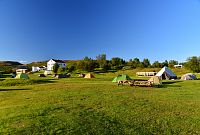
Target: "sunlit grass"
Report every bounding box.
[1,69,200,134]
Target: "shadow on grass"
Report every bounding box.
[71,109,125,134]
[0,88,31,91]
[31,79,56,84]
[162,81,183,84]
[152,81,182,88]
[0,79,56,87]
[71,108,154,134]
[153,84,181,88]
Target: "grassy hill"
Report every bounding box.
[0,72,200,134]
[0,61,22,66]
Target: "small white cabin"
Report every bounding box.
[16,69,27,74]
[136,72,157,76]
[174,64,183,68]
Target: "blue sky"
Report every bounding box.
[0,0,200,63]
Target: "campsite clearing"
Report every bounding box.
[1,71,200,134]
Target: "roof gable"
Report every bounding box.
[49,59,66,63]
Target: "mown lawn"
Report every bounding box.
[1,74,200,134]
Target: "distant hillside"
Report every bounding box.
[27,61,47,67]
[0,61,22,66]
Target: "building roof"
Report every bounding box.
[39,66,46,68]
[15,65,28,70]
[16,69,27,71]
[51,59,65,63]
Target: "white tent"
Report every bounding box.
[155,66,177,80]
[181,73,197,80]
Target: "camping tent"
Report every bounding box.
[84,73,95,78]
[148,76,162,84]
[155,66,177,80]
[39,74,46,77]
[54,74,67,79]
[78,73,85,78]
[112,74,132,82]
[181,73,197,80]
[15,73,29,79]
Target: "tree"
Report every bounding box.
[142,58,150,68]
[111,57,125,69]
[186,56,200,73]
[84,60,97,72]
[152,61,161,68]
[111,57,120,66]
[53,63,59,74]
[96,54,106,61]
[96,54,107,69]
[162,60,168,67]
[127,59,133,66]
[76,59,97,72]
[83,56,92,61]
[77,61,86,71]
[131,58,141,68]
[168,60,178,68]
[67,64,76,72]
[57,67,66,74]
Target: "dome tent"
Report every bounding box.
[112,74,132,82]
[78,73,85,78]
[84,73,95,78]
[38,74,46,77]
[15,73,29,79]
[181,73,197,80]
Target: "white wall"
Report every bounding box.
[47,59,66,71]
[32,66,39,72]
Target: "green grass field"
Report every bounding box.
[1,69,200,134]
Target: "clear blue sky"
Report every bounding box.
[0,0,200,63]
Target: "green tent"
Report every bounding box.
[112,74,132,82]
[15,73,29,79]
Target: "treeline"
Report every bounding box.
[185,56,200,73]
[65,54,181,73]
[1,54,200,74]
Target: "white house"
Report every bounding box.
[47,59,66,71]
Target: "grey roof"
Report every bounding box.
[52,59,65,63]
